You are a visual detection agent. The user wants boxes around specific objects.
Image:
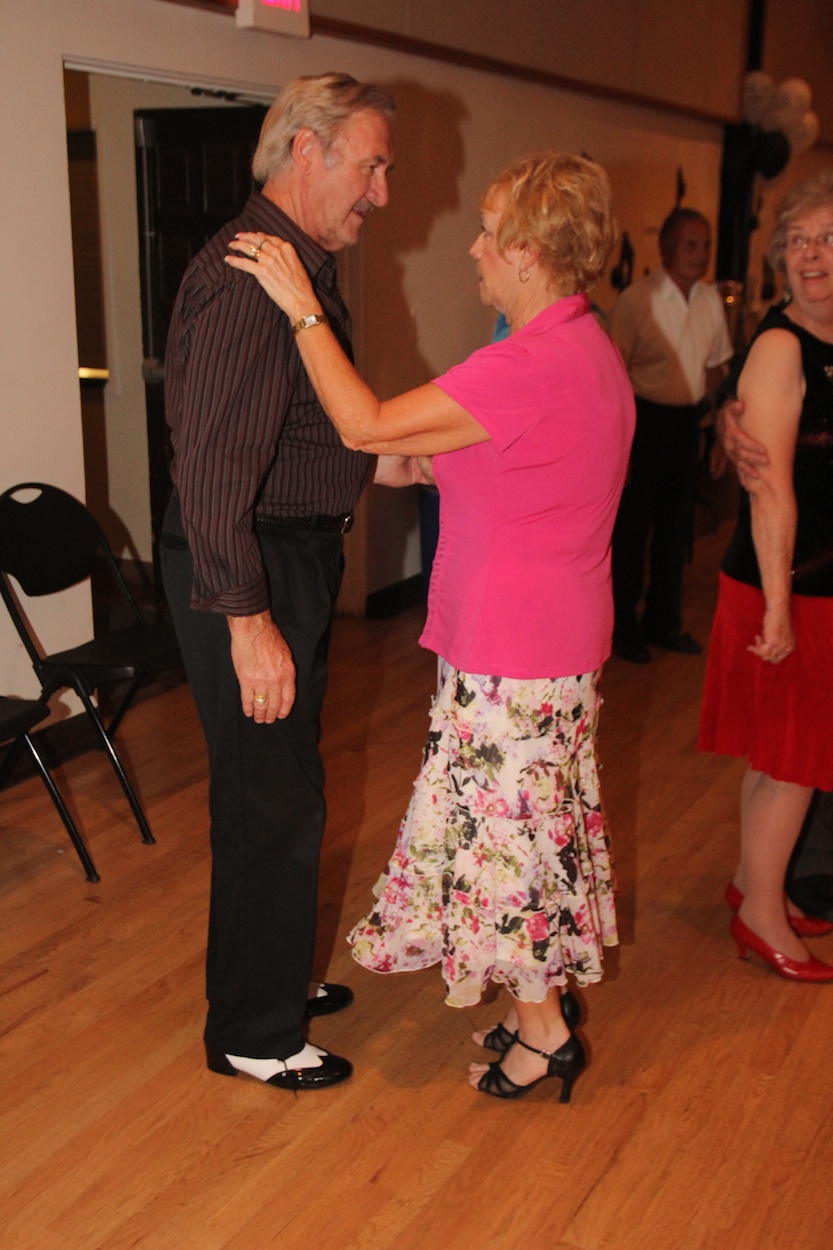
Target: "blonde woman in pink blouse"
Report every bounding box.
[228,151,635,1103]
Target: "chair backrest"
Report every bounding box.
[0,482,147,668]
[0,483,104,595]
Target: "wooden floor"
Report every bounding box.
[2,520,832,1250]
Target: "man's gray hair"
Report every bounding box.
[253,72,395,183]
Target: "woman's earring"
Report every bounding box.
[519,269,530,284]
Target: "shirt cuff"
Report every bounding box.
[189,574,270,616]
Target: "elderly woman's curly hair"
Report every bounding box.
[767,169,833,274]
[484,151,617,296]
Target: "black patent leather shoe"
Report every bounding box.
[643,630,702,655]
[306,981,354,1017]
[206,1043,353,1090]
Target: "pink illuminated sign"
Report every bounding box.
[235,0,309,37]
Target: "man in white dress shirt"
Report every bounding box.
[608,208,733,663]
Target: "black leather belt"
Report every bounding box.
[260,512,354,535]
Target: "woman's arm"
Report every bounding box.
[736,328,805,663]
[226,234,489,456]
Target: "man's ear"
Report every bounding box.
[291,127,319,171]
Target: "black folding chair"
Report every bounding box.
[0,483,181,846]
[0,695,99,882]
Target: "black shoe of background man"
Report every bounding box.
[613,634,651,664]
[643,630,702,655]
[787,876,833,925]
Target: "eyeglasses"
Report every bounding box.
[785,230,833,252]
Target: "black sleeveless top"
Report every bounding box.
[722,304,833,597]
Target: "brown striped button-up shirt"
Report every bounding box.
[165,192,372,615]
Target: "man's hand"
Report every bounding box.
[228,611,296,722]
[373,455,434,487]
[717,397,770,491]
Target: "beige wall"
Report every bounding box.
[313,0,750,121]
[764,0,833,142]
[0,0,769,703]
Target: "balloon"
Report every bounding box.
[742,71,775,124]
[779,77,812,112]
[751,128,791,179]
[762,77,813,133]
[787,110,821,156]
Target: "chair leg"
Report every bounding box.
[105,674,144,740]
[73,684,156,846]
[23,734,100,883]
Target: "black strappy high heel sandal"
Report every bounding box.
[476,1033,586,1103]
[481,989,581,1055]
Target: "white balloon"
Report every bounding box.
[779,77,812,112]
[788,110,821,156]
[762,77,813,133]
[742,70,775,124]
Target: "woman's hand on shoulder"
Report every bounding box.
[226,232,318,322]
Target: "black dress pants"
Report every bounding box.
[611,398,701,643]
[787,790,833,921]
[161,499,344,1059]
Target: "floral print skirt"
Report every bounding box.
[348,661,618,1007]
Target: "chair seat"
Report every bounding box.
[0,695,52,742]
[42,621,180,681]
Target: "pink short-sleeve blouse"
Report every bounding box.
[420,294,635,679]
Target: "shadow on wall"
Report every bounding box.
[365,77,468,393]
[358,80,469,601]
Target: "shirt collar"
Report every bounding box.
[516,292,591,335]
[658,265,701,304]
[242,192,337,291]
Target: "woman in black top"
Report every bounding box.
[699,171,833,981]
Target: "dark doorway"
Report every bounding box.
[134,105,267,592]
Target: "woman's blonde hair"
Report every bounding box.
[252,72,395,183]
[768,170,833,273]
[484,151,617,295]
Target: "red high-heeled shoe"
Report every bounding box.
[730,914,833,982]
[725,882,833,938]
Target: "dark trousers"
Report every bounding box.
[161,499,344,1059]
[611,398,701,643]
[788,790,833,920]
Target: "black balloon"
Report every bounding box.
[751,128,791,179]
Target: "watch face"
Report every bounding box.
[292,313,328,337]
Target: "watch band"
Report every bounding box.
[291,313,329,337]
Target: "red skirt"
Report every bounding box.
[698,573,833,790]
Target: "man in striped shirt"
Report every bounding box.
[161,74,395,1091]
